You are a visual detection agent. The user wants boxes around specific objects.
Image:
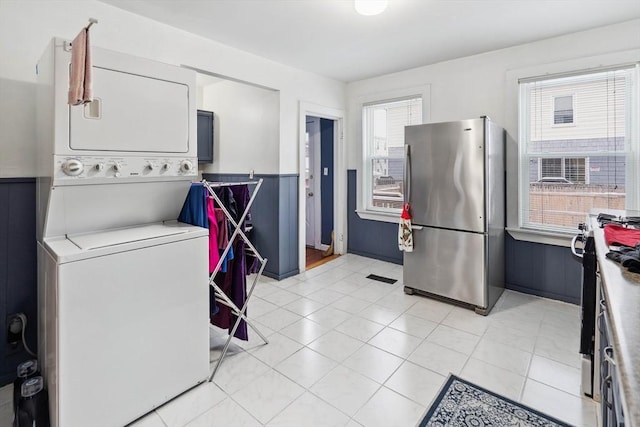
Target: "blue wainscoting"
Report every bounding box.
[346,169,581,304]
[0,179,37,386]
[203,173,299,280]
[347,170,403,264]
[505,234,582,304]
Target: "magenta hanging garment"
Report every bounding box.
[207,197,220,273]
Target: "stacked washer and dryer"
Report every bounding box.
[36,38,210,426]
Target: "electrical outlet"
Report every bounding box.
[7,313,24,349]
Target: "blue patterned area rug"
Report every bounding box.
[419,375,574,427]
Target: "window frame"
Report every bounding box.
[504,51,640,247]
[536,156,589,184]
[362,96,422,214]
[517,64,639,235]
[355,85,430,223]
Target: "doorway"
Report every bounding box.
[305,116,335,268]
[298,103,345,273]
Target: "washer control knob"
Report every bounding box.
[62,159,84,176]
[162,162,171,171]
[95,162,105,172]
[180,160,194,173]
[146,162,155,171]
[113,162,123,172]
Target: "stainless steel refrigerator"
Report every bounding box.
[403,117,505,315]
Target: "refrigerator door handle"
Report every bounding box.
[404,144,411,204]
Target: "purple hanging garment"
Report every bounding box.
[209,184,250,341]
[228,184,250,340]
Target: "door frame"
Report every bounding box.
[305,117,324,250]
[298,102,346,272]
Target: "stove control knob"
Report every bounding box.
[146,162,156,171]
[95,162,105,172]
[180,160,194,173]
[162,162,171,171]
[113,162,123,172]
[62,159,84,176]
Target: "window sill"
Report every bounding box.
[550,123,576,128]
[356,209,400,224]
[506,227,575,247]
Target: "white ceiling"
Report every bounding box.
[100,0,640,82]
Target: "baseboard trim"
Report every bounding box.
[263,269,300,281]
[505,283,579,305]
[347,249,402,266]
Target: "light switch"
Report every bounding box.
[323,167,329,176]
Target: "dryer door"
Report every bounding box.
[69,67,190,153]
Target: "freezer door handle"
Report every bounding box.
[404,144,412,204]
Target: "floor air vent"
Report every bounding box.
[366,274,397,284]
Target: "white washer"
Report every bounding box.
[36,39,209,426]
[39,223,208,427]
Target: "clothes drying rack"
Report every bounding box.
[202,179,269,381]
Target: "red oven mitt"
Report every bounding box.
[604,224,640,247]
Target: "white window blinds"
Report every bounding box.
[519,64,639,232]
[363,96,422,212]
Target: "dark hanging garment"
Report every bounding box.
[245,233,260,275]
[213,187,238,222]
[178,184,209,228]
[209,184,250,341]
[229,185,250,340]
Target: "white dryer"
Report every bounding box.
[36,39,209,426]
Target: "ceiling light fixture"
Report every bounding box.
[354,0,388,16]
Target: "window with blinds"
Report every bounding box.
[519,65,639,232]
[363,96,422,212]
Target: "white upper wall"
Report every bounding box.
[200,80,279,175]
[0,0,345,177]
[346,19,640,230]
[346,19,640,169]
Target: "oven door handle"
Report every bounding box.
[571,234,584,259]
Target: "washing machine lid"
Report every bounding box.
[44,221,208,263]
[68,224,189,250]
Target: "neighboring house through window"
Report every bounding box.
[535,157,587,184]
[519,65,639,232]
[553,95,574,125]
[362,96,422,212]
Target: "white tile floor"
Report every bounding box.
[0,254,599,427]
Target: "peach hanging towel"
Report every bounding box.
[68,22,95,105]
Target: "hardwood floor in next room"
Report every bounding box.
[306,247,339,270]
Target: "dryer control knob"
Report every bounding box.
[162,163,171,171]
[113,162,123,172]
[95,162,105,172]
[146,162,155,171]
[62,159,84,176]
[180,160,194,173]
